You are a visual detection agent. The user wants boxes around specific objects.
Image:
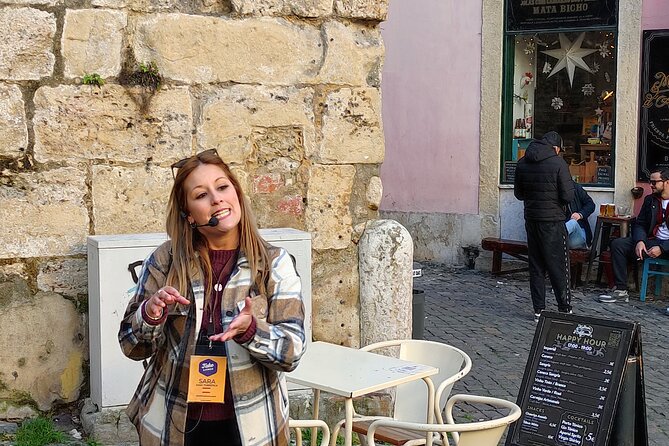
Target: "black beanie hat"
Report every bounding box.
[542,131,563,150]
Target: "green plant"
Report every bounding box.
[86,438,101,446]
[132,61,162,90]
[82,73,105,87]
[15,417,65,446]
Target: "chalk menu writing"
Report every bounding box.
[507,314,633,446]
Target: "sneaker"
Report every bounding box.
[599,289,629,303]
[534,313,541,323]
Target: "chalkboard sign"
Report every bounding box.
[506,312,647,446]
[596,166,611,184]
[506,0,616,32]
[505,161,517,183]
[638,30,669,181]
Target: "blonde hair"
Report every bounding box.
[165,151,270,297]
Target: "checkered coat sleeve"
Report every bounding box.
[118,241,306,446]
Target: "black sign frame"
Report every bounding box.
[637,30,669,181]
[505,312,647,446]
[506,0,617,32]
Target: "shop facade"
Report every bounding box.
[381,0,669,263]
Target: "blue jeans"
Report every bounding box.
[565,219,587,249]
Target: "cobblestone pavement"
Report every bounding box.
[417,263,669,446]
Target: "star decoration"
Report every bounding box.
[598,41,611,58]
[595,107,603,116]
[592,61,600,73]
[542,62,552,74]
[552,97,564,110]
[582,83,595,96]
[542,32,597,87]
[524,42,535,55]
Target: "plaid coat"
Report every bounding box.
[118,241,305,446]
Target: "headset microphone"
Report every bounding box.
[192,217,219,228]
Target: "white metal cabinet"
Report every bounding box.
[87,228,311,409]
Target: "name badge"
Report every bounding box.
[187,355,227,403]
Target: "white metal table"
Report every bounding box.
[286,341,438,446]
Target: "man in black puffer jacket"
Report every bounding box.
[514,131,575,321]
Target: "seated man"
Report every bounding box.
[566,182,594,249]
[600,168,669,302]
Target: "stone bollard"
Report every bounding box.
[358,219,413,347]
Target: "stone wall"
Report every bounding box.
[0,0,386,414]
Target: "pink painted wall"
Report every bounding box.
[642,0,669,30]
[632,1,669,215]
[379,0,482,214]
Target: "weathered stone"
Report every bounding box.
[0,288,85,410]
[62,9,127,79]
[359,220,412,347]
[246,125,309,229]
[312,247,360,347]
[0,403,37,421]
[0,263,27,281]
[231,0,333,17]
[0,84,28,157]
[92,165,172,235]
[197,85,315,163]
[0,167,88,258]
[305,164,355,250]
[92,0,230,14]
[0,8,56,80]
[319,88,384,164]
[317,21,383,86]
[81,399,139,445]
[0,422,18,434]
[33,85,192,163]
[133,15,322,85]
[335,0,387,20]
[366,175,382,210]
[37,258,88,297]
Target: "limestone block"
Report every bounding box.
[231,0,333,17]
[197,85,315,163]
[0,84,28,157]
[334,0,387,20]
[359,220,412,347]
[0,286,85,410]
[0,8,56,80]
[33,85,192,163]
[92,164,172,235]
[305,164,355,250]
[2,0,60,5]
[366,175,382,210]
[0,263,27,281]
[319,88,384,164]
[62,9,127,79]
[37,258,88,297]
[317,21,383,87]
[0,167,88,258]
[312,247,360,347]
[133,15,322,85]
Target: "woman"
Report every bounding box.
[118,149,306,446]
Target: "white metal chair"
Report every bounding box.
[330,339,472,446]
[290,418,331,446]
[364,394,522,446]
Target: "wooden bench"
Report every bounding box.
[481,237,589,287]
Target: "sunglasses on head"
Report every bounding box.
[170,149,219,179]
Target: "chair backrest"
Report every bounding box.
[444,394,522,446]
[361,339,472,423]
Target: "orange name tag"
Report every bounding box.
[187,355,227,403]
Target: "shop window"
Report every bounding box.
[502,31,617,186]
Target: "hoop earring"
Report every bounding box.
[180,210,188,219]
[190,221,197,229]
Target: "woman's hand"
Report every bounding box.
[209,296,254,342]
[146,286,190,319]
